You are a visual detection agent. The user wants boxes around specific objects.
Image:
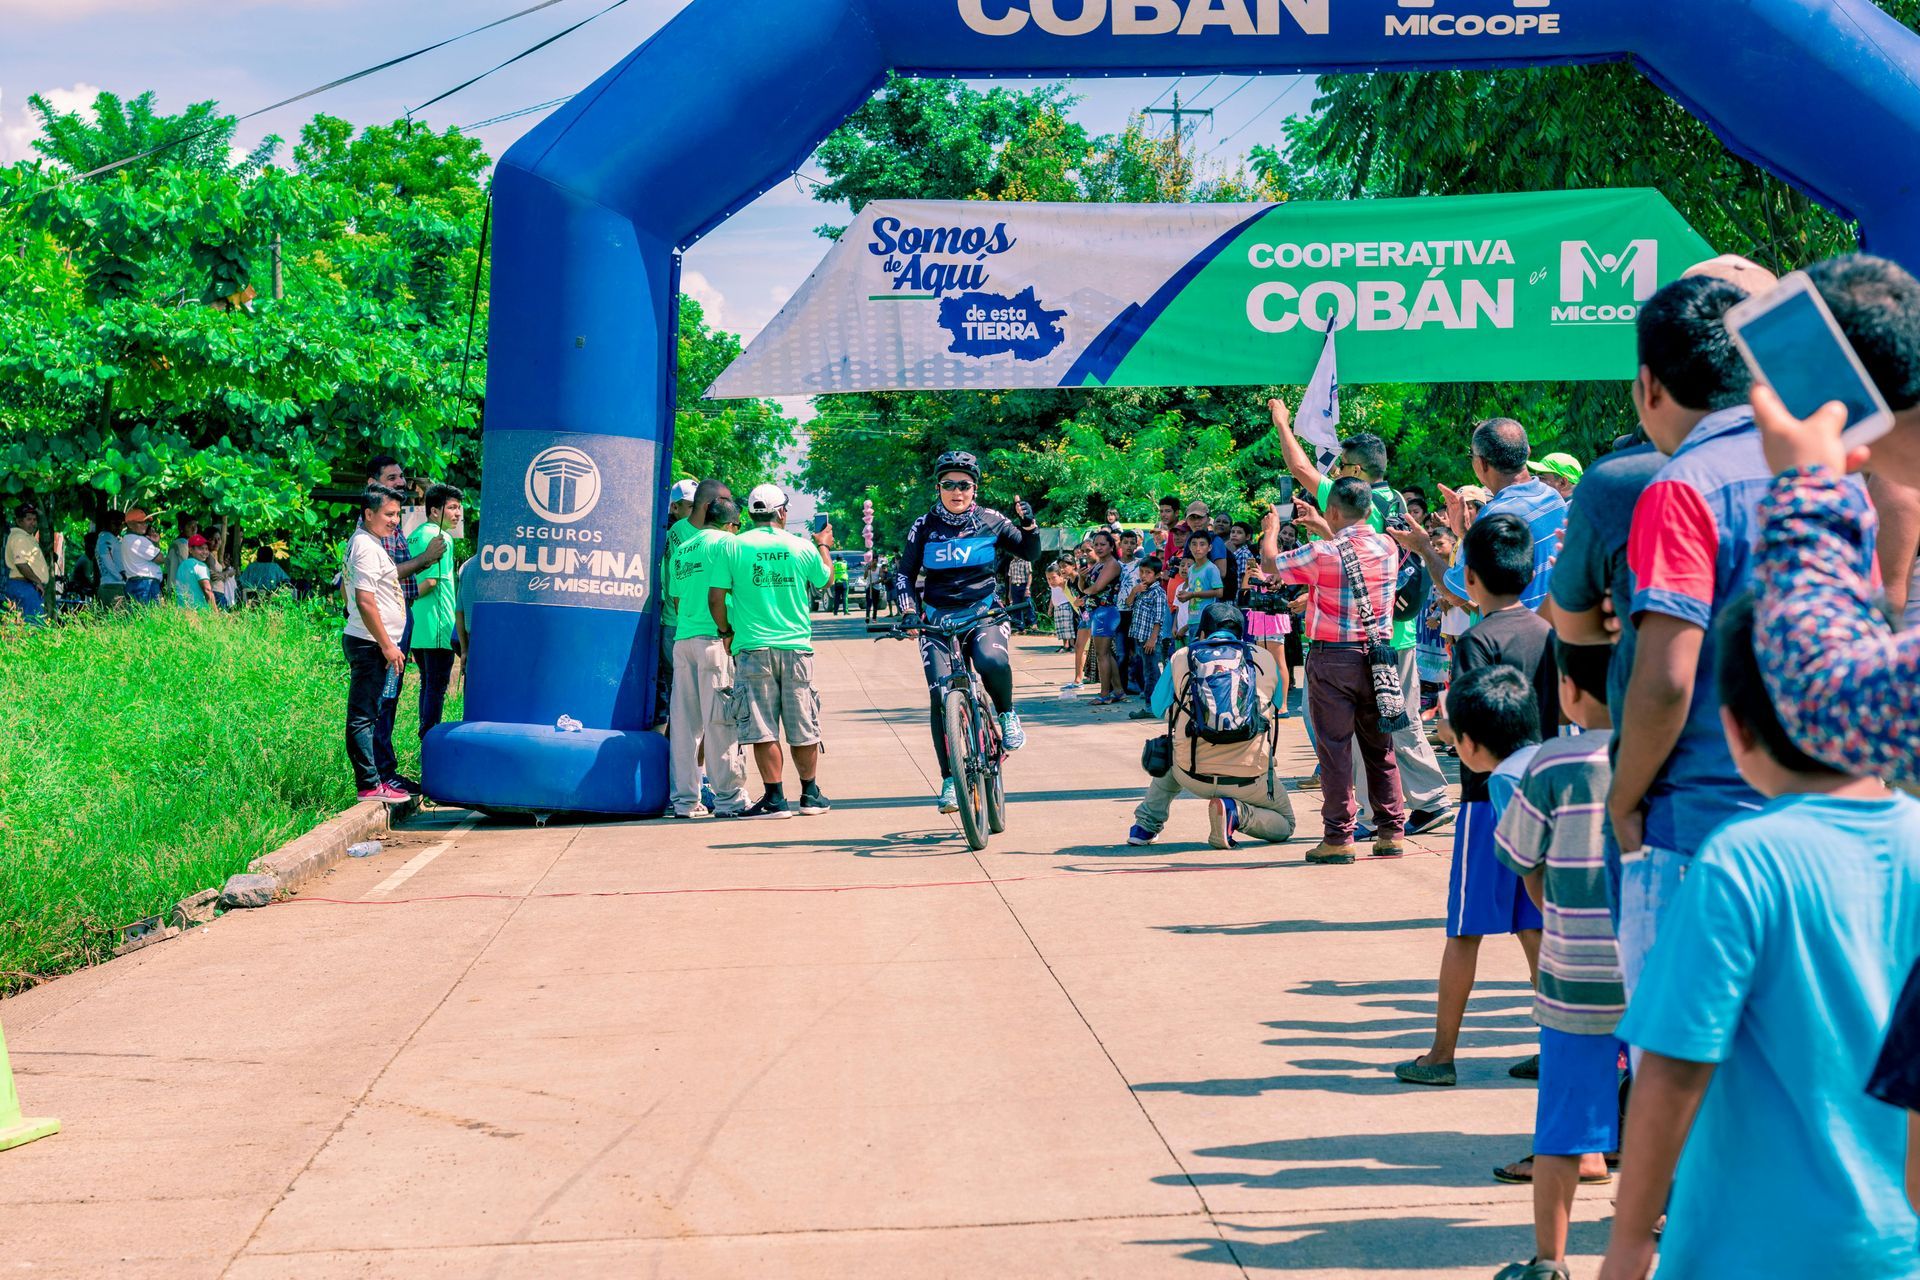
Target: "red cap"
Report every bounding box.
[187,534,210,548]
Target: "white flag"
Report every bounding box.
[1297,319,1342,472]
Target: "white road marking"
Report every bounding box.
[365,815,479,899]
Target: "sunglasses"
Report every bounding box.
[939,479,976,493]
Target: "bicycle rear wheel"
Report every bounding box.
[943,689,989,850]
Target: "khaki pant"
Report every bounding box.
[1133,763,1298,844]
[1356,643,1449,821]
[669,635,749,815]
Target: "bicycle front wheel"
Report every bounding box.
[943,689,990,851]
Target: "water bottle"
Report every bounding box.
[381,665,401,701]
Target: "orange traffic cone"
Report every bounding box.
[0,1017,58,1152]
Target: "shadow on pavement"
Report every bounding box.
[1157,1130,1533,1192]
[1137,1215,1608,1270]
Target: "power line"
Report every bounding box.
[72,0,587,180]
[1207,76,1256,114]
[1184,74,1224,109]
[1143,77,1183,112]
[459,95,574,131]
[408,0,634,118]
[1218,74,1309,147]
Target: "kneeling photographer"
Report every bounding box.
[1125,602,1298,851]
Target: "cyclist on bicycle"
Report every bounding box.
[894,451,1043,814]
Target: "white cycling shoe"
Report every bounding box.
[938,778,960,813]
[1000,710,1026,751]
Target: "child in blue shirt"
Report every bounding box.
[1602,594,1920,1280]
[1397,661,1544,1089]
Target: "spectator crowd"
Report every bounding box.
[1022,251,1920,1280]
[12,242,1920,1280]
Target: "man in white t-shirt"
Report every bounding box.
[343,485,409,802]
[120,508,165,605]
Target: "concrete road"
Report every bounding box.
[1,615,1610,1278]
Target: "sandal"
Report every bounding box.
[1493,1260,1571,1280]
[1394,1057,1456,1087]
[1492,1155,1613,1186]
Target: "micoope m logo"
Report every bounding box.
[1553,239,1659,325]
[525,446,603,524]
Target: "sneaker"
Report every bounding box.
[1305,840,1357,865]
[1296,770,1323,791]
[742,793,792,821]
[358,784,409,803]
[798,781,831,816]
[1127,824,1158,846]
[1353,820,1377,842]
[1508,1054,1541,1081]
[386,775,423,796]
[674,805,713,820]
[1129,707,1158,721]
[1207,798,1239,850]
[999,710,1026,752]
[938,779,960,814]
[1407,806,1455,836]
[700,781,717,812]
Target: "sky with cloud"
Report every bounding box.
[1,0,1317,346]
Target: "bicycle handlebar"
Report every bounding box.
[878,607,1011,640]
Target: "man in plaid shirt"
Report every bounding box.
[1260,478,1406,863]
[1127,556,1171,703]
[365,455,449,794]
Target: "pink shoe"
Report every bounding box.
[358,784,409,802]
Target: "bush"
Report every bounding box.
[0,599,451,989]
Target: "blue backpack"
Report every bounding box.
[1174,640,1269,756]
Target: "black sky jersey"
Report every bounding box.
[893,506,1042,617]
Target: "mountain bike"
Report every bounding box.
[884,607,1009,851]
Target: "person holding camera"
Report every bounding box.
[1126,602,1297,851]
[1260,481,1408,864]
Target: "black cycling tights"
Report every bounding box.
[919,620,1014,778]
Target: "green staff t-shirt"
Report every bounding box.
[710,525,829,653]
[408,521,457,650]
[669,526,730,642]
[660,517,697,631]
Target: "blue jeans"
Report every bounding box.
[4,578,45,623]
[1618,845,1690,1069]
[127,576,163,605]
[1139,638,1168,698]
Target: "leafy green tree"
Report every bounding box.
[672,296,798,490]
[29,89,280,178]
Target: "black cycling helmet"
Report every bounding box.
[932,450,981,484]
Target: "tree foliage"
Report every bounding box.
[0,93,793,571]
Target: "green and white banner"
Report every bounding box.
[709,189,1714,397]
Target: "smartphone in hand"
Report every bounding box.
[1728,271,1895,451]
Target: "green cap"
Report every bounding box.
[1530,452,1585,485]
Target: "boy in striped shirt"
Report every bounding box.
[1492,639,1624,1280]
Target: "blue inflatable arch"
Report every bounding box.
[425,0,1920,817]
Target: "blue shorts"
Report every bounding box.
[1446,800,1544,938]
[1534,1026,1623,1156]
[1088,605,1121,638]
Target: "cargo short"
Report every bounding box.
[730,648,822,747]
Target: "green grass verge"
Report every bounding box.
[0,600,457,991]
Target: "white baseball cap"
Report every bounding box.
[668,478,698,505]
[747,483,788,515]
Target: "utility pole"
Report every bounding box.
[271,234,284,301]
[1142,91,1213,196]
